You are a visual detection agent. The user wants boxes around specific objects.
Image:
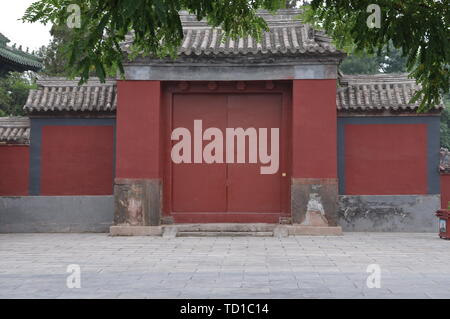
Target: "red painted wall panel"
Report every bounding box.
[0,146,29,196]
[40,126,114,195]
[292,80,337,178]
[345,124,427,195]
[441,175,450,208]
[116,81,161,179]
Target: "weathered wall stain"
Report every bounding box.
[114,178,161,227]
[338,195,440,232]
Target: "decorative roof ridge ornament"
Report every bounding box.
[0,32,43,72]
[0,33,9,46]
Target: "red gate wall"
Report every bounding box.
[441,174,450,208]
[344,123,428,195]
[162,81,292,223]
[0,145,29,196]
[40,125,114,195]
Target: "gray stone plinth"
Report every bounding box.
[0,196,113,233]
[338,195,440,232]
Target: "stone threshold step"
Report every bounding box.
[171,223,277,233]
[110,224,343,237]
[176,231,274,237]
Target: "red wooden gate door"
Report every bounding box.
[166,89,289,223]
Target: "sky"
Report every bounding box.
[0,1,52,51]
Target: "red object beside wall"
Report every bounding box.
[441,174,450,208]
[40,126,114,195]
[344,123,428,195]
[0,145,29,196]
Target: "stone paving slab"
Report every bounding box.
[0,233,449,299]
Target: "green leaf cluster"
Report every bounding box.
[303,0,450,112]
[0,72,36,117]
[22,0,284,84]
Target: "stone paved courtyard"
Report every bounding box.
[0,233,449,299]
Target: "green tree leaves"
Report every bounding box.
[0,73,36,117]
[304,0,450,111]
[22,0,284,84]
[340,45,407,75]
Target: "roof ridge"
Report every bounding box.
[179,9,304,27]
[36,77,117,87]
[0,116,29,125]
[340,73,416,85]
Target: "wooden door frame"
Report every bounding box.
[161,81,292,223]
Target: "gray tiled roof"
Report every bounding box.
[0,117,30,144]
[122,10,342,58]
[24,75,443,114]
[24,78,117,113]
[337,74,444,112]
